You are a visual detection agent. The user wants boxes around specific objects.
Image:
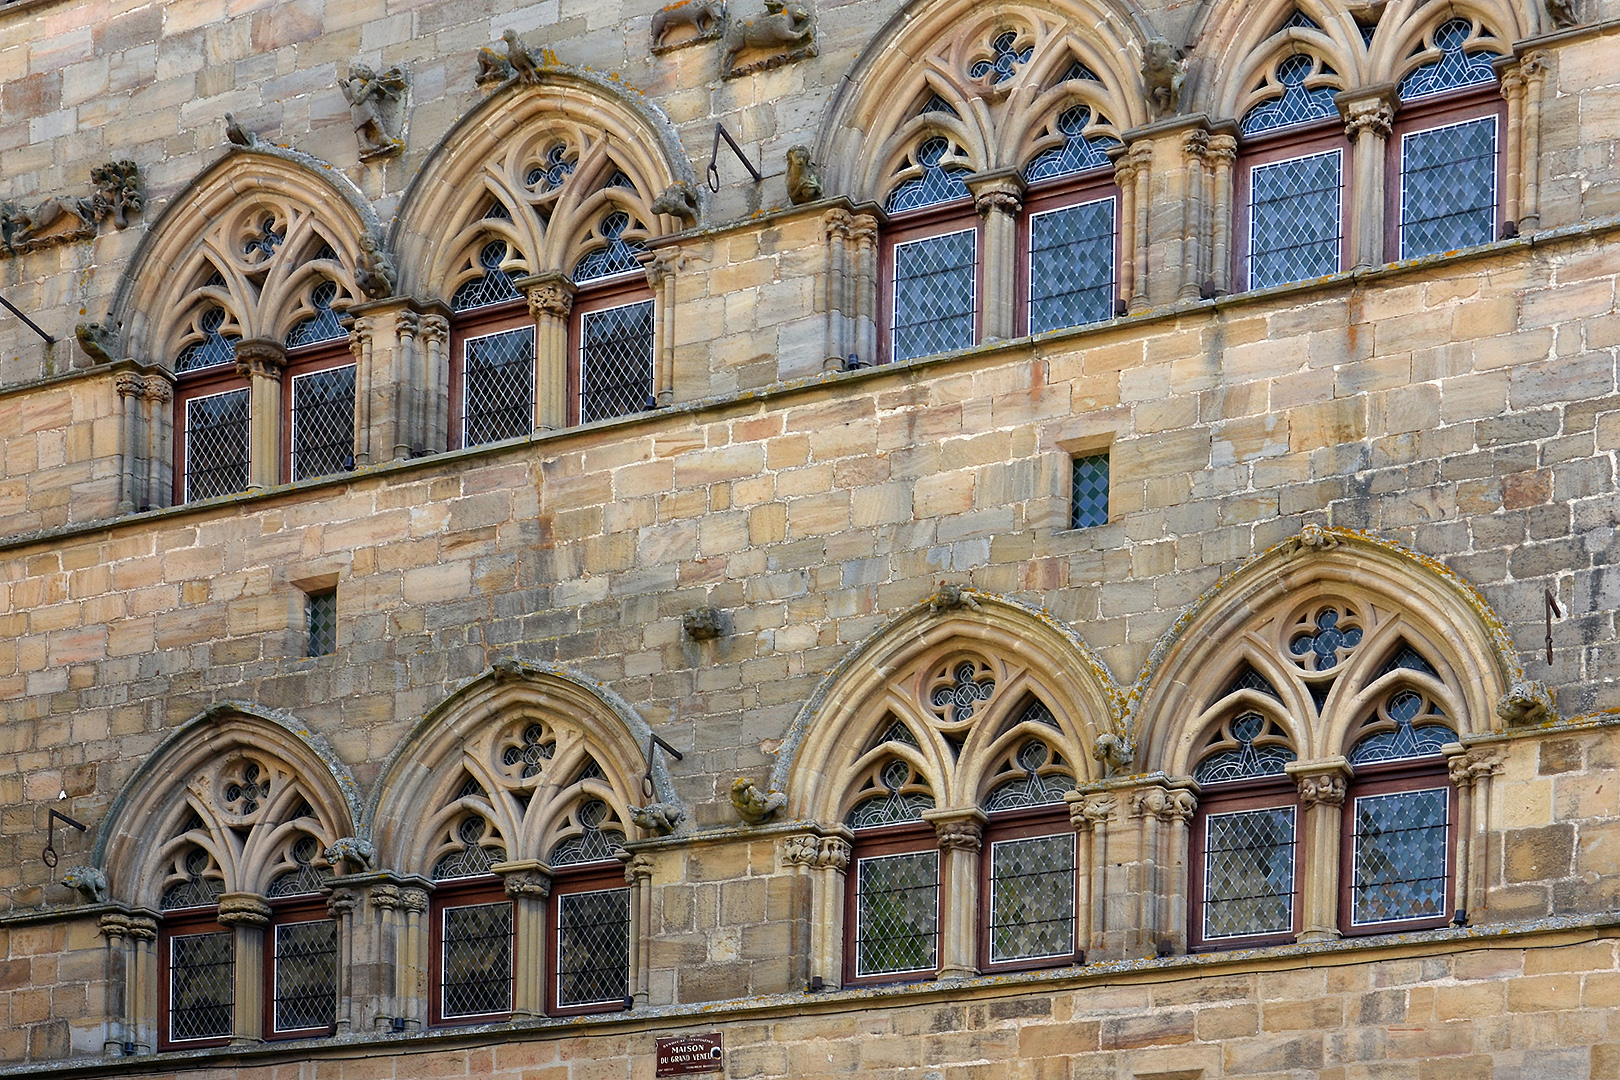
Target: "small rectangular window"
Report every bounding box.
[290,365,356,481]
[892,228,976,362]
[463,326,535,447]
[1349,787,1449,925]
[1248,148,1343,289]
[554,886,631,1008]
[1201,805,1297,941]
[440,900,514,1019]
[1028,197,1115,334]
[1070,452,1109,529]
[169,929,235,1043]
[271,919,337,1034]
[306,590,337,657]
[183,388,251,502]
[853,849,939,977]
[1400,116,1497,259]
[987,832,1075,964]
[579,299,655,424]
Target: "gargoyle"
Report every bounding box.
[75,321,119,365]
[929,583,980,612]
[629,802,684,835]
[1142,39,1187,118]
[1497,679,1556,727]
[355,234,398,299]
[1091,733,1135,778]
[62,866,109,903]
[1545,0,1580,28]
[730,777,786,824]
[324,837,377,873]
[722,0,816,77]
[785,145,823,204]
[650,181,700,226]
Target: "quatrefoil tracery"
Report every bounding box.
[926,658,998,725]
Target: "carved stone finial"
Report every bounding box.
[629,801,684,835]
[324,837,376,873]
[224,113,259,148]
[62,866,108,903]
[1091,733,1135,777]
[721,0,817,79]
[355,234,398,299]
[1497,679,1556,727]
[1142,40,1187,118]
[651,181,700,226]
[730,777,786,824]
[928,583,980,612]
[786,146,823,204]
[1545,0,1581,28]
[340,64,408,160]
[75,322,119,365]
[651,0,726,53]
[683,607,725,640]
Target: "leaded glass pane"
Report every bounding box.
[580,299,654,424]
[885,138,972,214]
[989,833,1075,963]
[290,364,355,481]
[463,326,534,447]
[1071,453,1108,528]
[1195,712,1298,784]
[285,281,348,348]
[1351,788,1448,924]
[550,799,627,866]
[1025,106,1119,182]
[1248,149,1342,289]
[855,850,939,977]
[556,887,630,1007]
[272,919,337,1032]
[1350,694,1457,765]
[1378,645,1438,678]
[969,31,1032,84]
[1202,806,1296,940]
[268,836,326,896]
[1240,55,1339,135]
[184,388,250,502]
[892,229,975,363]
[306,589,337,658]
[441,901,513,1017]
[1029,198,1115,334]
[574,212,649,282]
[161,849,224,910]
[1398,20,1499,101]
[1289,607,1363,669]
[176,308,239,372]
[1226,666,1281,699]
[984,770,1074,811]
[169,930,233,1041]
[847,789,934,828]
[451,241,522,310]
[1400,117,1497,259]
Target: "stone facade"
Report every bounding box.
[2,0,1620,1076]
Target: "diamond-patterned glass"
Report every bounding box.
[885,138,973,214]
[1351,787,1448,925]
[1071,453,1108,528]
[463,326,535,447]
[1248,149,1342,289]
[306,589,337,658]
[1350,691,1457,764]
[1195,712,1297,784]
[1202,806,1296,939]
[1062,60,1100,82]
[291,365,355,481]
[580,299,654,423]
[1227,666,1281,699]
[1398,19,1499,101]
[184,388,250,502]
[504,723,556,777]
[1026,106,1119,183]
[855,850,939,977]
[161,849,224,911]
[1378,645,1438,678]
[175,308,239,372]
[574,212,649,282]
[1240,55,1339,135]
[847,789,935,828]
[1029,199,1115,333]
[451,241,522,311]
[285,281,348,348]
[169,930,234,1041]
[989,833,1075,962]
[550,800,627,866]
[1400,117,1497,259]
[268,836,327,897]
[529,144,576,191]
[892,229,975,363]
[931,660,995,721]
[556,887,630,1007]
[244,216,285,259]
[273,919,337,1032]
[441,901,513,1018]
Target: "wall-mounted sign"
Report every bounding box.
[656,1033,724,1076]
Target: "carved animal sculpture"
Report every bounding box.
[75,322,119,364]
[785,145,822,204]
[929,582,980,612]
[503,29,543,84]
[730,777,786,824]
[1091,733,1135,777]
[1142,39,1186,117]
[355,234,398,299]
[651,0,725,49]
[324,836,377,872]
[1545,0,1580,27]
[224,113,259,147]
[6,196,94,246]
[722,0,814,74]
[62,866,109,903]
[1497,679,1555,727]
[629,802,684,835]
[651,181,700,225]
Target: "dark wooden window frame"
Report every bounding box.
[977,805,1079,973]
[447,299,532,451]
[1385,84,1508,260]
[261,896,338,1041]
[878,198,983,366]
[544,861,633,1016]
[173,369,250,505]
[1231,120,1352,292]
[1016,168,1122,336]
[1338,758,1458,937]
[157,908,234,1051]
[570,273,657,428]
[281,339,357,484]
[1187,776,1303,953]
[842,820,941,987]
[427,877,514,1027]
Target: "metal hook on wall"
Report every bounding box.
[0,292,55,345]
[1545,587,1563,665]
[43,808,88,868]
[706,123,763,193]
[642,732,686,799]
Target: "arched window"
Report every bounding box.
[449,234,535,449]
[881,133,980,363]
[844,752,940,983]
[570,205,656,425]
[545,794,632,1013]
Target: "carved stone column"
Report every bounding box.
[1134,782,1198,955]
[1336,86,1397,270]
[1069,774,1194,959]
[780,830,851,990]
[850,214,880,366]
[643,249,684,406]
[100,911,157,1056]
[924,808,986,978]
[822,209,854,367]
[1067,789,1115,957]
[1126,141,1153,311]
[114,369,144,514]
[371,883,431,1030]
[520,274,576,430]
[1206,133,1237,297]
[1516,52,1550,233]
[493,860,553,1019]
[1286,757,1351,943]
[326,885,359,1034]
[418,312,451,454]
[623,852,654,1006]
[967,171,1026,341]
[216,893,272,1044]
[233,341,287,490]
[1180,129,1209,300]
[344,874,428,1033]
[1447,744,1502,920]
[141,375,174,510]
[1109,147,1137,313]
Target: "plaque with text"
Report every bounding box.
[656,1033,724,1076]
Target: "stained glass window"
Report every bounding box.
[1026,106,1119,183]
[854,850,939,977]
[1350,787,1448,925]
[988,833,1075,963]
[503,723,556,777]
[1240,55,1339,136]
[1226,665,1281,699]
[451,241,522,311]
[528,144,576,191]
[580,299,655,423]
[285,281,348,348]
[290,364,355,481]
[549,799,627,866]
[984,741,1074,811]
[463,326,535,447]
[1400,116,1497,258]
[892,229,975,362]
[1378,645,1438,678]
[885,138,972,214]
[1195,712,1297,784]
[1201,805,1296,939]
[1398,19,1499,101]
[271,919,337,1032]
[555,887,630,1008]
[1349,692,1457,764]
[161,848,224,911]
[574,212,649,282]
[1070,453,1109,528]
[433,816,506,880]
[847,761,935,828]
[176,308,240,373]
[440,901,513,1018]
[1248,148,1342,289]
[184,388,251,502]
[268,836,327,896]
[169,930,234,1041]
[1289,607,1362,670]
[1030,198,1115,334]
[969,31,1032,84]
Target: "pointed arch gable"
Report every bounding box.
[110,146,382,365]
[390,69,697,301]
[94,703,362,906]
[370,661,680,878]
[1131,528,1526,778]
[815,0,1154,204]
[774,591,1123,822]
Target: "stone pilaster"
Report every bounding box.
[216,893,272,1045]
[1337,85,1397,269]
[967,170,1026,341]
[1447,743,1503,920]
[924,808,987,978]
[622,852,654,1006]
[1068,773,1195,959]
[100,911,157,1056]
[141,374,174,510]
[643,249,684,407]
[1286,757,1352,943]
[493,860,553,1019]
[517,273,576,430]
[1205,133,1237,296]
[233,341,287,490]
[780,828,851,990]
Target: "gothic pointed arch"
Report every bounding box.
[1131,528,1527,778]
[815,0,1153,204]
[775,591,1122,823]
[390,69,697,302]
[370,661,680,878]
[110,146,381,366]
[1369,1,1517,94]
[93,704,363,907]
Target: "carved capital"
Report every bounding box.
[623,852,655,884]
[396,309,421,341]
[369,884,403,910]
[127,915,158,942]
[216,893,273,928]
[114,372,145,398]
[1447,747,1502,786]
[524,275,575,321]
[1343,104,1393,141]
[494,861,553,901]
[99,913,133,941]
[818,836,851,871]
[348,316,377,359]
[935,820,983,851]
[822,207,853,241]
[1205,133,1238,167]
[400,887,429,914]
[327,887,360,917]
[1068,792,1117,830]
[780,833,822,866]
[847,214,879,246]
[142,375,174,403]
[974,189,1022,217]
[233,339,287,381]
[1182,128,1209,159]
[1135,786,1197,822]
[1521,50,1552,79]
[1297,773,1347,807]
[418,313,449,346]
[643,246,686,288]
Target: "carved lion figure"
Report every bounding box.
[650,181,701,225]
[652,0,725,49]
[722,0,814,75]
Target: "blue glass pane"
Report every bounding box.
[891,228,975,362]
[1351,788,1448,924]
[1240,55,1339,135]
[1070,452,1109,528]
[574,211,649,282]
[1031,199,1114,333]
[1283,10,1319,30]
[1026,105,1119,182]
[527,144,576,191]
[1062,60,1100,82]
[1248,149,1342,289]
[970,31,1032,84]
[1398,19,1499,101]
[921,94,959,116]
[1400,117,1497,258]
[885,137,972,214]
[285,281,347,348]
[451,240,522,310]
[175,308,239,372]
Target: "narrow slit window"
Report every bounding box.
[579,299,655,424]
[1070,452,1109,528]
[306,589,337,657]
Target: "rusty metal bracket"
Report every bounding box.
[642,732,686,799]
[1545,587,1563,665]
[43,808,88,868]
[706,123,762,192]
